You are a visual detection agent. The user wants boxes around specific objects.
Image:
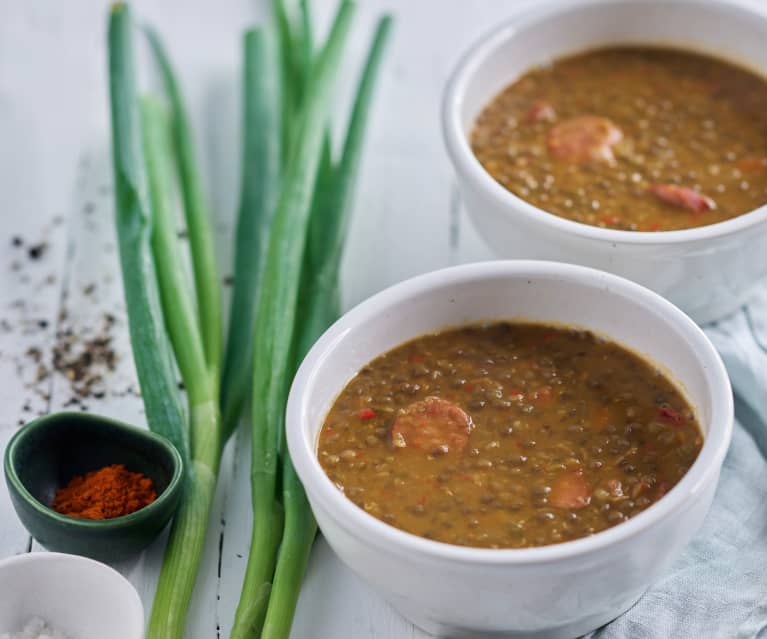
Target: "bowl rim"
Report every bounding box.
[0,551,144,626]
[3,411,185,530]
[441,0,767,245]
[287,260,734,565]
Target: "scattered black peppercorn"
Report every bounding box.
[27,242,48,260]
[22,313,118,401]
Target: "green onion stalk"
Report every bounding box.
[144,27,223,384]
[262,17,392,638]
[107,4,189,463]
[108,6,222,638]
[230,2,356,637]
[224,27,287,639]
[220,27,282,441]
[232,4,392,637]
[140,95,221,639]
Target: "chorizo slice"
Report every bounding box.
[549,471,591,509]
[648,184,716,213]
[391,396,472,454]
[548,115,623,164]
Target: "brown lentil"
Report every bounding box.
[471,47,767,231]
[318,322,703,548]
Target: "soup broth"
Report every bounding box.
[471,47,767,231]
[318,322,703,549]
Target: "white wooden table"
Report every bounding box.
[0,1,763,637]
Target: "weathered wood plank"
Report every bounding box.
[11,1,767,638]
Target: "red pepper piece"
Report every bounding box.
[658,406,684,424]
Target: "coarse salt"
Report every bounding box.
[0,617,71,639]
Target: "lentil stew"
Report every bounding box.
[317,322,703,549]
[471,47,767,231]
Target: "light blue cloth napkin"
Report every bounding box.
[587,289,767,639]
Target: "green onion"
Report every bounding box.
[258,459,314,639]
[145,26,223,381]
[273,0,298,155]
[140,95,222,639]
[297,15,393,357]
[260,17,392,639]
[109,8,223,638]
[220,28,282,439]
[227,29,285,639]
[141,97,208,404]
[298,0,313,82]
[107,2,188,462]
[230,3,356,638]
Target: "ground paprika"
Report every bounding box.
[51,463,157,520]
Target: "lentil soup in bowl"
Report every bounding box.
[287,261,732,639]
[442,0,767,323]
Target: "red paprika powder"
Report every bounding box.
[51,463,157,520]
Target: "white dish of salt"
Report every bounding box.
[0,553,143,639]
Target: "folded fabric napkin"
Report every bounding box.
[588,288,767,639]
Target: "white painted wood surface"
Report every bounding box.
[0,1,763,637]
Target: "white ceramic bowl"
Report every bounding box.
[288,260,733,639]
[442,0,767,325]
[0,552,144,639]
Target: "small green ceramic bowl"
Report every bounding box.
[4,411,184,562]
